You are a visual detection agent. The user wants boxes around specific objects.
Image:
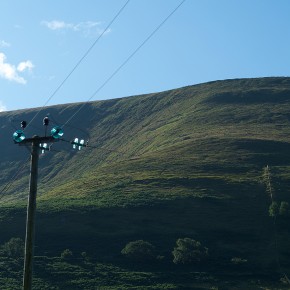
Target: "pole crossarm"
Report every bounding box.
[16,136,56,146]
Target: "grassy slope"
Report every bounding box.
[0,77,290,288]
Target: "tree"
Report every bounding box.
[172,238,208,265]
[263,165,274,199]
[279,201,290,217]
[269,201,279,217]
[121,240,155,262]
[2,237,24,258]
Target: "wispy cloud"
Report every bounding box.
[0,40,11,48]
[41,20,110,37]
[17,60,34,72]
[0,53,34,84]
[42,20,73,30]
[0,101,7,112]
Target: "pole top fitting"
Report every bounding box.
[43,116,49,126]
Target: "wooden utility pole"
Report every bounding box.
[18,135,55,290]
[13,120,64,289]
[23,137,39,290]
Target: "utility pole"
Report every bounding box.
[23,137,39,290]
[22,136,53,289]
[13,119,64,290]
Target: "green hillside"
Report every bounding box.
[0,77,290,289]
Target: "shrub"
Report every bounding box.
[172,238,208,265]
[61,249,73,261]
[269,201,279,217]
[2,237,24,258]
[81,251,90,262]
[121,240,155,262]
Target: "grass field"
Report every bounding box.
[0,77,290,288]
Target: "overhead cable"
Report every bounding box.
[62,0,186,128]
[26,0,131,130]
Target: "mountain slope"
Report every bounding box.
[1,77,290,206]
[0,77,290,288]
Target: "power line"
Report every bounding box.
[9,0,187,189]
[26,0,131,130]
[48,113,90,140]
[62,0,186,128]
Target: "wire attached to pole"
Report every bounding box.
[62,0,186,129]
[26,0,131,131]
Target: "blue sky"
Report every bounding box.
[0,0,289,111]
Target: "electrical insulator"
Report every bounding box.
[43,117,49,126]
[39,143,48,154]
[21,121,27,129]
[51,126,64,139]
[13,130,26,143]
[72,138,79,150]
[79,139,85,150]
[72,138,85,150]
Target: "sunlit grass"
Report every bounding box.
[0,77,290,288]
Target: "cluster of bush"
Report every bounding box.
[57,238,209,266]
[121,238,208,265]
[0,236,209,265]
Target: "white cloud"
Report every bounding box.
[17,60,34,72]
[42,20,73,30]
[42,20,109,37]
[0,101,6,112]
[0,40,10,48]
[0,52,34,84]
